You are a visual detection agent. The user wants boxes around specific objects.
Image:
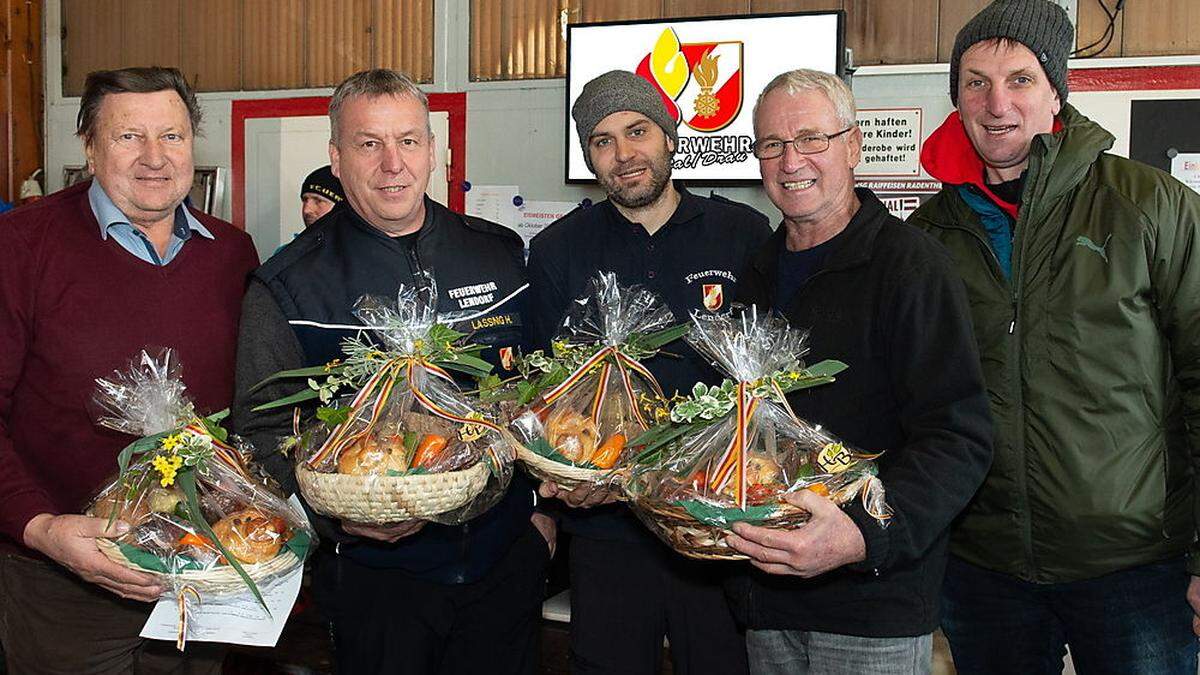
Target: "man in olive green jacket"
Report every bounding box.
[908,1,1200,673]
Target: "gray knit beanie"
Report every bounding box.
[572,70,679,172]
[950,0,1074,106]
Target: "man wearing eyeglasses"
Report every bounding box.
[730,68,993,674]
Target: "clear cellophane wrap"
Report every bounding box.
[87,349,314,648]
[624,308,890,560]
[511,272,677,494]
[290,282,514,526]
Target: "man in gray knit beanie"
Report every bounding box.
[910,1,1200,673]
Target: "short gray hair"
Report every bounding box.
[753,69,856,131]
[328,68,430,144]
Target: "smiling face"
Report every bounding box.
[957,39,1062,183]
[587,111,674,209]
[84,90,195,229]
[329,93,434,236]
[754,88,861,232]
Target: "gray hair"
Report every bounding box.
[753,69,856,131]
[328,69,430,144]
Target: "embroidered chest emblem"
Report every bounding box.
[1074,234,1111,263]
[702,283,724,311]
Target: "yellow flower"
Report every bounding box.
[152,453,184,487]
[160,433,183,451]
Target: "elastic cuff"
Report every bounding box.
[843,501,890,575]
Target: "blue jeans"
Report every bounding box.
[941,555,1198,675]
[746,629,932,675]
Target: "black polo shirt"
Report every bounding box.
[526,184,771,542]
[528,185,771,397]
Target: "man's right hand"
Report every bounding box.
[22,513,164,602]
[341,519,426,543]
[538,481,621,508]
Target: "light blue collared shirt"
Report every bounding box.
[89,180,213,266]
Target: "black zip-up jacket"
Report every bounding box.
[230,197,534,584]
[731,188,993,636]
[527,185,771,542]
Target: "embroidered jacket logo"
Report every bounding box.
[702,284,723,311]
[1075,234,1111,263]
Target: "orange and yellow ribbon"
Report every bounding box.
[542,345,663,431]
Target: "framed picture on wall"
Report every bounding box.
[62,165,226,216]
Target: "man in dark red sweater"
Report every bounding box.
[0,67,258,673]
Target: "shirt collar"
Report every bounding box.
[89,179,213,242]
[602,182,703,233]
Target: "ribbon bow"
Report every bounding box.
[541,344,664,432]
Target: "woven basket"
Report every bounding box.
[515,444,627,496]
[96,537,302,596]
[631,498,812,561]
[296,410,495,523]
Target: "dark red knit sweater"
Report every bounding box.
[0,181,259,557]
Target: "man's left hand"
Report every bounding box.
[1187,576,1200,636]
[726,489,867,577]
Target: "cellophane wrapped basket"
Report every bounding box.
[625,308,890,560]
[87,349,314,648]
[509,272,686,495]
[257,277,515,525]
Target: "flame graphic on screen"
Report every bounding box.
[693,49,719,88]
[650,29,688,99]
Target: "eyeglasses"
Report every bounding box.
[752,126,855,160]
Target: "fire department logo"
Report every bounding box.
[702,284,724,312]
[499,346,515,370]
[635,28,744,133]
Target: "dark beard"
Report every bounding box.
[602,153,672,209]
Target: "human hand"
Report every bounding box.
[341,519,426,543]
[23,513,164,602]
[530,512,557,558]
[1186,576,1200,636]
[538,481,621,508]
[725,489,866,577]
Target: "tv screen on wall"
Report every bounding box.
[566,11,844,183]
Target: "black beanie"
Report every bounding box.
[950,0,1074,106]
[300,165,345,203]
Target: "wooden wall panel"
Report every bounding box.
[471,0,567,81]
[62,0,122,95]
[181,0,241,92]
[375,0,434,82]
[1075,0,1123,57]
[242,0,304,89]
[1121,1,1200,57]
[846,0,938,65]
[937,0,989,61]
[575,0,661,23]
[121,0,181,70]
[306,0,371,87]
[750,0,842,13]
[663,0,747,18]
[1,0,42,202]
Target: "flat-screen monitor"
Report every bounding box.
[566,11,844,183]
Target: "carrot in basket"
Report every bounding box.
[589,434,627,469]
[413,434,449,469]
[178,532,213,549]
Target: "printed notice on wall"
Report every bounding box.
[1171,153,1200,196]
[856,179,942,220]
[856,108,923,177]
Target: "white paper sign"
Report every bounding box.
[141,495,309,647]
[514,200,578,245]
[465,185,520,227]
[1171,153,1200,196]
[856,108,923,177]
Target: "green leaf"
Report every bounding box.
[675,499,780,528]
[315,406,351,428]
[283,530,312,561]
[523,436,591,467]
[437,358,493,379]
[178,471,268,613]
[205,409,230,424]
[252,387,321,412]
[805,360,849,378]
[116,542,206,573]
[636,323,690,351]
[116,432,172,478]
[249,364,343,392]
[199,416,229,443]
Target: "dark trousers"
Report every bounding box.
[313,523,550,675]
[0,554,225,675]
[568,536,749,675]
[941,554,1198,675]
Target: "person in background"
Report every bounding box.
[0,66,259,674]
[300,164,344,228]
[909,1,1200,672]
